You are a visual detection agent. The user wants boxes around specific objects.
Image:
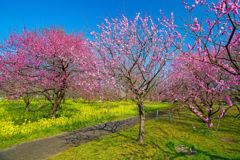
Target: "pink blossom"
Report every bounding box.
[190,18,201,32]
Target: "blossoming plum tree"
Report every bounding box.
[182,0,239,99]
[90,13,181,143]
[0,28,102,117]
[159,53,236,127]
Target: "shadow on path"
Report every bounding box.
[0,110,167,160]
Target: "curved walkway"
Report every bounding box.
[0,109,170,160]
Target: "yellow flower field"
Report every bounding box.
[0,99,168,149]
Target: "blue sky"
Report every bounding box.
[0,0,191,40]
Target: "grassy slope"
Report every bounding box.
[49,109,240,160]
[0,99,168,149]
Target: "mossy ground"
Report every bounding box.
[49,108,240,160]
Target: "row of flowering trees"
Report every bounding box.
[0,0,239,144]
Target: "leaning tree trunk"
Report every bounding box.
[51,76,67,118]
[137,100,145,144]
[23,95,30,112]
[51,91,64,118]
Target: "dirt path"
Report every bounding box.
[0,110,169,160]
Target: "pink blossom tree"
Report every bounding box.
[90,13,181,143]
[0,49,37,112]
[181,0,240,102]
[160,53,235,127]
[0,28,102,117]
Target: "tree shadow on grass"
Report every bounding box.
[116,132,137,142]
[168,148,231,160]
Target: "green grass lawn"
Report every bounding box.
[49,109,240,160]
[0,99,168,149]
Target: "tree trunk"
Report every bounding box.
[51,91,64,118]
[62,95,66,104]
[23,96,30,112]
[137,100,145,144]
[125,89,128,101]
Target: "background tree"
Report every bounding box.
[181,0,240,103]
[0,49,37,112]
[0,28,102,117]
[160,53,235,127]
[90,13,181,143]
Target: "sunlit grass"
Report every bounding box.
[49,109,240,160]
[0,99,168,149]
